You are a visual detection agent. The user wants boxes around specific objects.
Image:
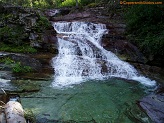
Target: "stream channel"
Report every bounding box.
[2,21,157,123]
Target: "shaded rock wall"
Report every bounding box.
[0,2,58,53]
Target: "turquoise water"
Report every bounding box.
[21,79,153,123]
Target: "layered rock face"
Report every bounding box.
[0,2,58,53]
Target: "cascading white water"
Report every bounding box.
[51,21,156,87]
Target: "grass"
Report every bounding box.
[0,43,37,53]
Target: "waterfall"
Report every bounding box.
[51,21,156,87]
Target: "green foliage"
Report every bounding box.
[141,31,164,55]
[60,0,78,7]
[0,0,58,8]
[80,0,95,5]
[0,25,27,45]
[0,0,103,8]
[86,2,99,7]
[24,109,36,123]
[59,0,97,7]
[34,15,51,32]
[12,62,32,73]
[0,43,37,53]
[125,3,164,56]
[0,57,33,73]
[0,57,14,64]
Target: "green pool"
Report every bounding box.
[21,79,153,123]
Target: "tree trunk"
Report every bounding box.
[75,0,78,8]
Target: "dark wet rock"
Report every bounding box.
[45,9,60,17]
[48,6,105,23]
[101,22,147,64]
[29,53,55,73]
[156,86,164,94]
[146,55,164,68]
[102,39,146,63]
[0,93,20,104]
[0,71,13,80]
[15,72,53,81]
[0,3,39,29]
[50,11,92,22]
[6,52,55,80]
[9,54,41,71]
[0,52,54,81]
[41,30,58,53]
[0,53,42,71]
[131,63,164,85]
[139,91,164,123]
[29,28,58,54]
[45,8,71,18]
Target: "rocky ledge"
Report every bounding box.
[139,86,164,123]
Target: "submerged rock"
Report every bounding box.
[11,80,40,93]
